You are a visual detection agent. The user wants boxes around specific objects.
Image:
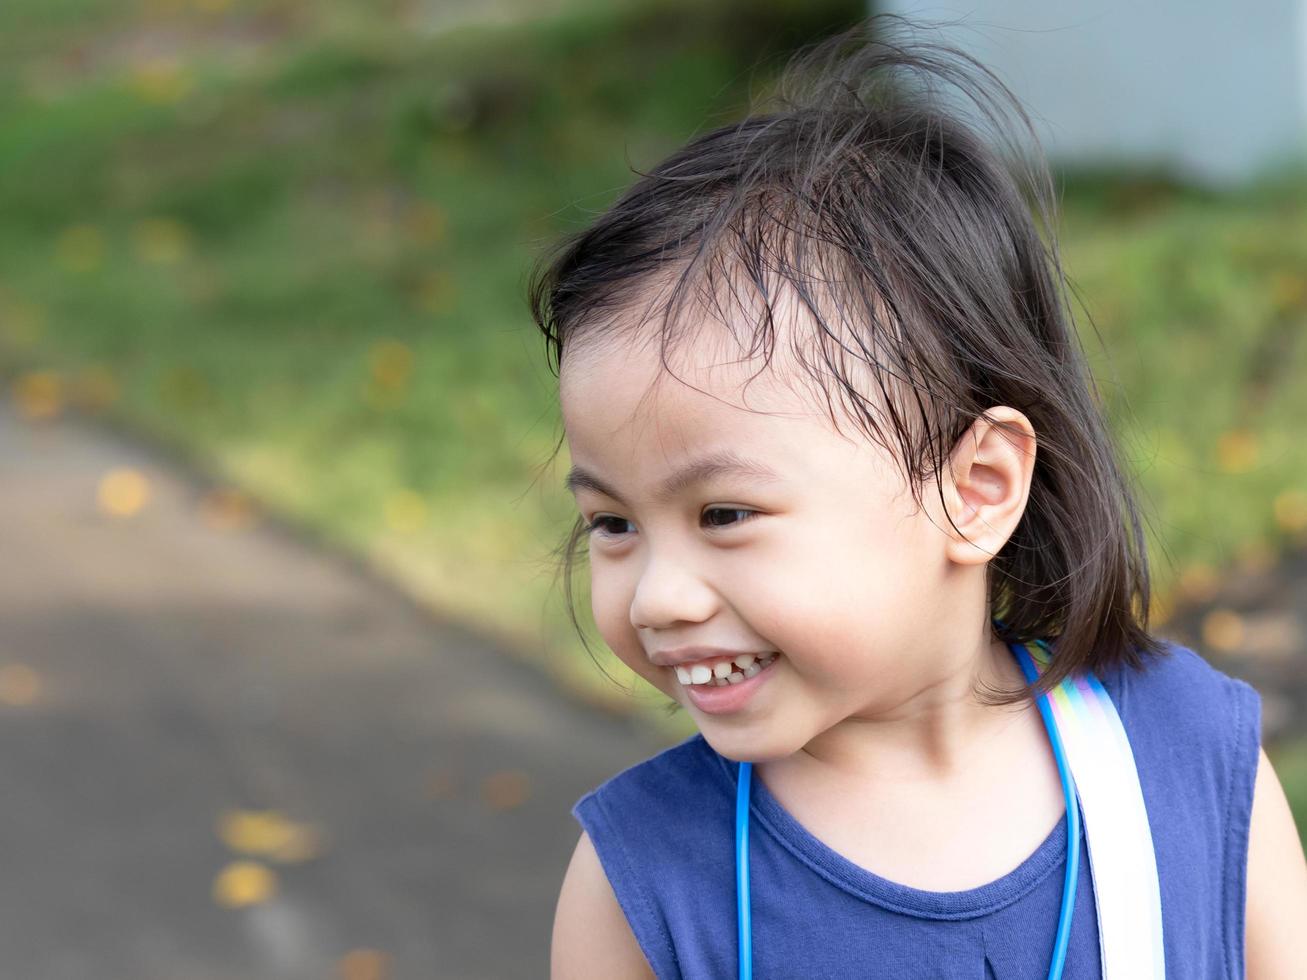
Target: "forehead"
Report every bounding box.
[562,303,803,434]
[558,293,896,485]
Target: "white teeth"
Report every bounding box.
[674,653,779,686]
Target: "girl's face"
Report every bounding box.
[559,317,991,764]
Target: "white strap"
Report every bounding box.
[1051,669,1166,978]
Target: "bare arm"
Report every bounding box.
[552,831,657,980]
[1245,746,1307,979]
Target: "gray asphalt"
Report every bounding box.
[0,403,663,979]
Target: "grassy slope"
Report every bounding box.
[0,0,865,712]
[2,3,1306,841]
[1058,177,1307,597]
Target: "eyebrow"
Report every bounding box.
[564,450,783,506]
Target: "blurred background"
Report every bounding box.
[0,0,1304,976]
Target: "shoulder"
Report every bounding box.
[565,734,729,980]
[570,731,730,903]
[1106,638,1256,704]
[573,733,726,831]
[552,831,657,979]
[1103,638,1262,822]
[1104,638,1262,760]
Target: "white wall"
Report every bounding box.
[878,0,1307,184]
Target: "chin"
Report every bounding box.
[700,728,799,766]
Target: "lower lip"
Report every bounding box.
[681,657,779,715]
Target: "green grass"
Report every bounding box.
[1056,176,1307,600]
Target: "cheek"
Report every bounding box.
[588,567,669,689]
[587,564,648,667]
[743,534,902,653]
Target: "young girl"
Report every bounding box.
[530,19,1307,979]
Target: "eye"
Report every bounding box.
[701,507,759,530]
[583,515,633,538]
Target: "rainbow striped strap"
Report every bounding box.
[1022,639,1166,979]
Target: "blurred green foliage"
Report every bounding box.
[1057,174,1307,588]
[0,0,868,710]
[1,0,1305,795]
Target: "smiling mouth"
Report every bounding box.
[674,652,779,688]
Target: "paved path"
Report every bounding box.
[0,404,661,979]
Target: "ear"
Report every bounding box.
[941,407,1037,566]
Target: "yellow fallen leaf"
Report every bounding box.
[217,809,292,854]
[1202,609,1244,652]
[198,488,257,532]
[268,827,324,864]
[481,770,531,811]
[425,767,458,800]
[212,860,276,908]
[12,371,63,420]
[337,948,391,980]
[1274,490,1307,534]
[97,468,150,517]
[1177,563,1219,604]
[217,808,323,863]
[1215,429,1258,474]
[0,664,41,706]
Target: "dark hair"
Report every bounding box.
[526,15,1169,707]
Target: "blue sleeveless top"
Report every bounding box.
[573,642,1262,979]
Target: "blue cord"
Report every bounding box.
[1009,637,1080,980]
[735,761,753,980]
[733,630,1080,980]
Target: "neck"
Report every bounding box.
[769,630,1034,791]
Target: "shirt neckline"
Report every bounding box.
[704,736,1077,920]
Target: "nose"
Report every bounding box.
[628,549,718,631]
